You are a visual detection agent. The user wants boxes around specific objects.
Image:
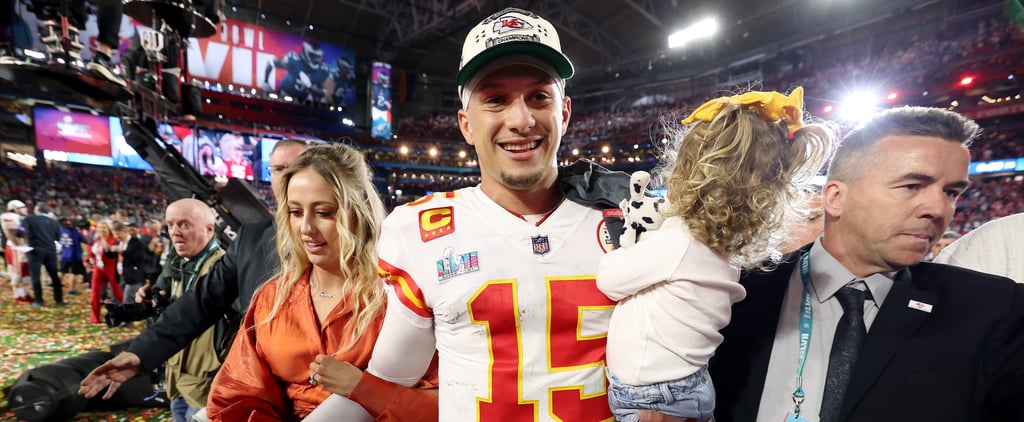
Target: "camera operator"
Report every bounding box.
[129,198,226,422]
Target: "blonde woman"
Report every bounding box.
[207,144,436,421]
[89,221,124,323]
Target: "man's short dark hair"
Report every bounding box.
[828,106,979,182]
[271,138,310,154]
[35,203,52,214]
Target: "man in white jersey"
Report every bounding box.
[366,7,635,421]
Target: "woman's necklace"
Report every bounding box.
[309,271,339,299]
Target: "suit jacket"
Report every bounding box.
[21,214,62,255]
[710,245,1024,422]
[120,236,147,285]
[128,219,279,371]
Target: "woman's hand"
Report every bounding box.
[309,354,363,396]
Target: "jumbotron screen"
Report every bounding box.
[33,107,113,166]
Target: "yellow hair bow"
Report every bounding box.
[682,87,805,137]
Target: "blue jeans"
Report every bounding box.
[170,397,199,422]
[606,366,715,422]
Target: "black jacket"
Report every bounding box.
[21,214,61,255]
[128,220,279,371]
[709,246,1024,422]
[120,236,147,285]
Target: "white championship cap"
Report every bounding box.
[457,7,574,102]
[6,199,26,211]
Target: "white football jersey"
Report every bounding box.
[377,186,616,421]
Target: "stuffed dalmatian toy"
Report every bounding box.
[618,171,667,248]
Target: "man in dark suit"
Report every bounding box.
[709,106,1024,422]
[113,222,147,304]
[21,202,64,307]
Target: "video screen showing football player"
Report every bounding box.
[263,40,329,102]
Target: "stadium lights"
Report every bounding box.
[399,146,409,155]
[458,150,467,158]
[840,91,881,124]
[668,18,718,49]
[960,76,974,86]
[572,148,579,156]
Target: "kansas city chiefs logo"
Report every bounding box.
[493,16,532,34]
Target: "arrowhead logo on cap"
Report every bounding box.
[494,17,531,33]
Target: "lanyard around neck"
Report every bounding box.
[792,252,813,416]
[172,239,219,297]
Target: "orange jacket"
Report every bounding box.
[208,268,438,421]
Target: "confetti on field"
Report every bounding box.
[0,285,172,421]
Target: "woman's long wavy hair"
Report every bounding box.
[93,221,113,242]
[657,97,836,268]
[257,144,387,352]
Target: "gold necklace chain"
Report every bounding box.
[309,271,339,299]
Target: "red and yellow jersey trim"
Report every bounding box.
[379,258,432,318]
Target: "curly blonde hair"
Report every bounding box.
[658,99,836,268]
[258,144,387,352]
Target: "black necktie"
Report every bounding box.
[820,284,867,422]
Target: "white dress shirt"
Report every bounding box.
[756,239,895,422]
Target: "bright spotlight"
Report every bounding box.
[886,91,899,101]
[668,18,717,49]
[960,76,974,86]
[841,91,880,124]
[822,105,833,113]
[601,145,610,154]
[399,146,409,155]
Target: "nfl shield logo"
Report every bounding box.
[531,235,550,256]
